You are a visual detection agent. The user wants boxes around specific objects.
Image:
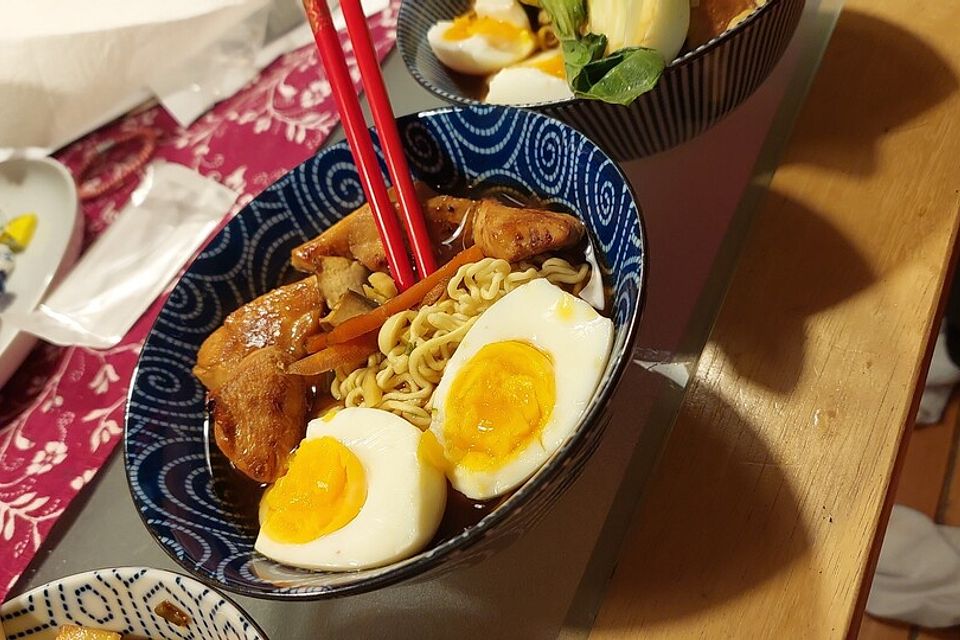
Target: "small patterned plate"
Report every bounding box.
[0,567,267,639]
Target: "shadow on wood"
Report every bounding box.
[713,190,876,393]
[786,9,957,176]
[591,384,812,632]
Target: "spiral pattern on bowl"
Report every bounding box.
[125,106,646,599]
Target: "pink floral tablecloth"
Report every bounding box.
[0,1,400,598]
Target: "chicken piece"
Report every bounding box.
[688,0,762,48]
[292,204,388,272]
[422,194,478,261]
[422,195,589,262]
[362,271,399,303]
[293,191,585,270]
[209,347,306,483]
[194,277,321,391]
[314,256,370,308]
[472,200,585,262]
[292,183,438,273]
[320,290,378,330]
[154,600,191,627]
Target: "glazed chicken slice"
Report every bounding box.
[195,278,321,483]
[421,194,477,257]
[291,183,439,272]
[209,347,306,483]
[471,200,585,262]
[423,195,585,261]
[291,193,585,270]
[193,277,321,392]
[292,204,388,273]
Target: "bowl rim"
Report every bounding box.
[123,104,648,600]
[397,0,787,109]
[0,566,270,639]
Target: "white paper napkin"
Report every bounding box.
[0,0,270,150]
[152,0,389,128]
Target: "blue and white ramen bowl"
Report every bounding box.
[124,105,646,599]
[0,567,266,639]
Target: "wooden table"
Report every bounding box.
[590,0,960,636]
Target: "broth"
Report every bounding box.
[204,405,265,528]
[432,488,503,545]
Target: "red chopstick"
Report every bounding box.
[301,0,416,290]
[340,0,437,278]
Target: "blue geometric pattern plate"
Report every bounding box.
[0,567,267,639]
[124,105,646,599]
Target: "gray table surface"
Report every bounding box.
[9,2,841,636]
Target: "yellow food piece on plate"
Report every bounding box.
[1,212,37,252]
[55,624,121,639]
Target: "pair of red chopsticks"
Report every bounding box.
[301,0,436,291]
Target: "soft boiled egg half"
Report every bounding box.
[485,49,574,105]
[255,408,447,571]
[428,278,614,500]
[427,0,536,76]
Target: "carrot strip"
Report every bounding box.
[305,333,328,353]
[326,245,484,346]
[288,332,379,376]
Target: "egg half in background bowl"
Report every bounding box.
[398,0,806,159]
[124,105,646,599]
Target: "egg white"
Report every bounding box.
[474,0,530,27]
[486,55,573,105]
[255,408,447,571]
[428,22,535,76]
[427,0,535,77]
[429,278,614,500]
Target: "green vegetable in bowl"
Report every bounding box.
[539,0,689,105]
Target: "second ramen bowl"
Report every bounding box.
[124,105,646,599]
[398,0,806,160]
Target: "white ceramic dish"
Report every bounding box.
[0,157,82,389]
[0,567,268,639]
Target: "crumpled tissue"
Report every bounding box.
[0,0,271,151]
[867,504,960,628]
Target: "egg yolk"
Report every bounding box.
[260,437,366,544]
[442,341,555,471]
[419,430,452,473]
[525,53,566,79]
[443,14,533,50]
